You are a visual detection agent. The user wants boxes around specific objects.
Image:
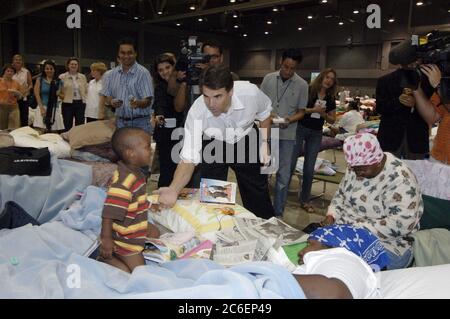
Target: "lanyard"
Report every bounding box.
[276,77,291,106]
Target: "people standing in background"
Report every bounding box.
[293,68,337,214]
[0,64,22,130]
[59,57,88,131]
[198,39,240,81]
[101,38,154,133]
[152,53,188,187]
[11,54,32,127]
[260,48,308,217]
[85,62,107,122]
[33,59,65,132]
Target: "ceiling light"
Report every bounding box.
[388,15,395,22]
[339,21,344,25]
[198,18,203,22]
[110,4,116,8]
[298,27,303,31]
[189,4,196,10]
[264,31,269,35]
[321,0,328,3]
[230,0,236,2]
[176,22,181,26]
[307,14,313,19]
[267,20,272,24]
[243,33,248,37]
[134,16,139,20]
[234,25,239,28]
[233,12,238,18]
[353,9,359,14]
[87,9,93,13]
[273,7,279,12]
[157,11,163,15]
[416,1,424,6]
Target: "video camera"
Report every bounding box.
[175,36,211,85]
[389,30,450,102]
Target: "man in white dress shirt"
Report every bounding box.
[155,64,275,219]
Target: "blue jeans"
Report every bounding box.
[116,116,153,134]
[274,139,296,216]
[290,124,323,204]
[385,248,413,270]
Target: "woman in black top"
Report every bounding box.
[152,53,188,187]
[291,68,337,214]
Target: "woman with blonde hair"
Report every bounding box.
[85,62,107,122]
[291,68,338,214]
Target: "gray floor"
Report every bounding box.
[148,148,346,231]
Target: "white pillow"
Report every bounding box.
[10,127,71,158]
[148,195,258,242]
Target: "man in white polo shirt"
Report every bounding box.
[155,64,275,219]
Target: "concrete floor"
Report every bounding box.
[148,148,346,232]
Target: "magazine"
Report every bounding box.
[179,240,214,260]
[143,238,177,264]
[199,178,237,205]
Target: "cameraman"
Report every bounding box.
[197,39,240,81]
[413,64,450,165]
[376,58,434,160]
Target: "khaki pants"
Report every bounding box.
[0,104,20,130]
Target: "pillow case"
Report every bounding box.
[65,120,116,149]
[148,194,257,242]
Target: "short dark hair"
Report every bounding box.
[1,64,16,76]
[66,57,80,68]
[199,64,234,92]
[201,39,223,55]
[111,127,147,161]
[348,100,360,111]
[282,48,303,64]
[41,59,57,80]
[118,37,137,52]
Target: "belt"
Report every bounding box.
[118,115,148,121]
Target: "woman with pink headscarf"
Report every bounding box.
[321,133,423,270]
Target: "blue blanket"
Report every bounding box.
[0,186,305,299]
[0,157,92,223]
[0,224,304,298]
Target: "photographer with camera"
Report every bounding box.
[153,53,188,187]
[376,39,434,160]
[198,39,239,81]
[413,64,450,165]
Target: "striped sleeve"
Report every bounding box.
[102,170,135,221]
[138,68,154,99]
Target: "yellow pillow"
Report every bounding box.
[148,194,257,242]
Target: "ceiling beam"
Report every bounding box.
[143,0,311,24]
[0,0,69,22]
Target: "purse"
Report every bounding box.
[0,146,51,176]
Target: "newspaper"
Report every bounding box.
[213,240,257,266]
[249,217,306,246]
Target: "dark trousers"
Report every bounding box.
[18,99,29,127]
[155,127,181,188]
[86,117,98,123]
[200,129,275,220]
[62,100,85,132]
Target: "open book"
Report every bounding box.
[200,178,237,205]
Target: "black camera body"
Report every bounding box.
[175,36,211,85]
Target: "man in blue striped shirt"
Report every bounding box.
[101,38,154,133]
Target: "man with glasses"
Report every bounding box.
[197,39,239,81]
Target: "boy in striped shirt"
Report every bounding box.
[100,127,160,273]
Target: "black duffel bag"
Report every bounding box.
[0,146,51,176]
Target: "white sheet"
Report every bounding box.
[378,263,450,299]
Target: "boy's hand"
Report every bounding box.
[100,237,115,260]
